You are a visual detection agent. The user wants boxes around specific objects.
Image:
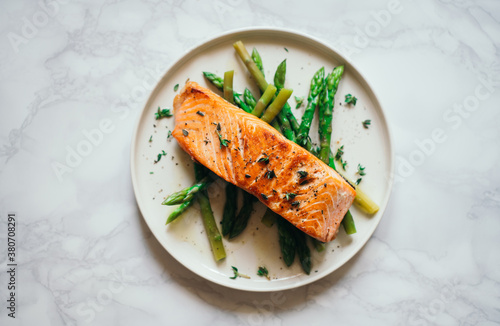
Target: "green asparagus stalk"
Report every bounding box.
[341,210,357,235]
[233,93,252,113]
[273,59,286,88]
[353,187,379,214]
[272,60,297,141]
[233,41,268,92]
[318,66,344,161]
[165,164,210,223]
[243,88,257,109]
[276,216,297,266]
[296,67,325,146]
[311,238,326,252]
[273,60,301,136]
[316,66,356,235]
[221,184,238,236]
[228,193,256,239]
[294,228,311,274]
[252,48,265,77]
[271,120,281,131]
[251,84,277,117]
[193,163,226,261]
[198,191,226,261]
[165,200,194,224]
[328,150,379,214]
[260,209,277,227]
[338,172,380,214]
[223,70,234,104]
[260,88,294,124]
[162,176,211,205]
[203,71,223,91]
[204,71,251,112]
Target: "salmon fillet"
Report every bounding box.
[172,82,356,242]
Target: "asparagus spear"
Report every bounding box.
[273,60,301,136]
[203,71,224,91]
[251,84,277,117]
[233,41,268,92]
[272,60,297,142]
[316,67,356,235]
[311,238,326,252]
[165,162,210,222]
[252,48,265,77]
[165,200,194,224]
[228,193,256,239]
[197,191,226,261]
[223,70,234,104]
[243,88,257,109]
[276,215,296,266]
[260,209,277,227]
[193,163,226,261]
[273,59,286,89]
[233,93,252,113]
[260,88,294,124]
[336,171,380,214]
[162,176,211,205]
[296,67,325,146]
[318,66,344,161]
[294,227,311,274]
[204,71,251,112]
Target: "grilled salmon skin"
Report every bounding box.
[172,82,356,242]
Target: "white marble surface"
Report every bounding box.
[0,0,499,325]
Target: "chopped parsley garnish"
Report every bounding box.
[345,94,357,106]
[284,47,289,52]
[297,171,308,178]
[341,160,348,170]
[173,84,179,91]
[362,119,371,128]
[230,266,250,279]
[299,178,311,185]
[357,164,366,176]
[154,150,167,164]
[196,111,205,116]
[218,137,230,148]
[295,96,304,109]
[335,145,348,171]
[150,172,154,174]
[291,201,300,207]
[261,193,268,200]
[284,192,297,200]
[257,266,270,280]
[149,135,152,142]
[257,154,269,164]
[167,130,172,140]
[265,170,276,179]
[355,178,362,185]
[182,129,189,136]
[335,145,344,160]
[155,106,173,120]
[215,123,230,149]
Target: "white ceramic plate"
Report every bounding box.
[131,27,393,292]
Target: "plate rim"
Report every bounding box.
[130,26,395,292]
